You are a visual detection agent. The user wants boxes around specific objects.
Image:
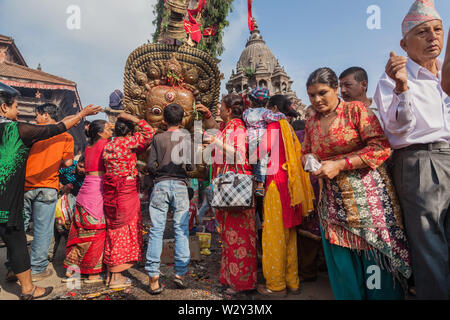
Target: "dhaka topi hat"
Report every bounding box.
[402,0,441,38]
[249,87,270,101]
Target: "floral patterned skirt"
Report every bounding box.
[217,208,257,292]
[64,206,106,274]
[103,213,144,267]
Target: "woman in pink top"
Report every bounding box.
[64,120,113,283]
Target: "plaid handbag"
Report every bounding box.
[211,164,254,211]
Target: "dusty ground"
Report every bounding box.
[0,201,334,301]
[0,233,333,301]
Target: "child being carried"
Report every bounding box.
[243,88,286,197]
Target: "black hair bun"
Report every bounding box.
[115,119,135,137]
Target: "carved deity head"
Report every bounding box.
[145,85,195,130]
[123,44,221,132]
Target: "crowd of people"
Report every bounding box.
[0,0,449,300]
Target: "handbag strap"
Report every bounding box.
[222,154,247,176]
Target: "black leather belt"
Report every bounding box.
[397,141,450,151]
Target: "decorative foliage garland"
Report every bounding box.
[152,0,169,43]
[151,0,234,59]
[196,0,234,58]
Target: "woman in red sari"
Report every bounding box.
[102,113,154,289]
[64,120,113,283]
[198,94,257,295]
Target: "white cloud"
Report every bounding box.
[0,0,157,109]
[1,0,156,51]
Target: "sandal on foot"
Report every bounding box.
[31,269,53,282]
[173,276,187,289]
[84,275,106,284]
[148,279,164,295]
[108,277,132,289]
[256,284,287,297]
[20,286,53,300]
[61,272,85,283]
[105,272,112,286]
[224,287,238,296]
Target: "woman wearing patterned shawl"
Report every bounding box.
[302,68,411,300]
[0,82,101,299]
[197,93,257,295]
[102,113,154,289]
[255,95,315,296]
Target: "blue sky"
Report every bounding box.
[1,0,449,120]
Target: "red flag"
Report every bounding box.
[184,19,202,43]
[248,0,255,31]
[203,25,218,37]
[189,0,206,17]
[184,0,207,43]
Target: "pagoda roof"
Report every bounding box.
[0,34,27,66]
[0,60,77,89]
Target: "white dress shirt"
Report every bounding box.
[374,58,450,149]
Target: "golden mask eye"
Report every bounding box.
[152,107,162,116]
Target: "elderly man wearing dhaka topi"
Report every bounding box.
[374,0,450,300]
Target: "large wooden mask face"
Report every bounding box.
[123,44,221,132]
[145,85,195,130]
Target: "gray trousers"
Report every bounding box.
[392,148,450,299]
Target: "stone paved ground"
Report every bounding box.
[0,226,334,301]
[0,198,419,301]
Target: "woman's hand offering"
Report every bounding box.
[196,104,212,118]
[118,112,140,124]
[312,160,344,179]
[80,105,103,117]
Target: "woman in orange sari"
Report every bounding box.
[198,94,257,295]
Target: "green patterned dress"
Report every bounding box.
[0,117,66,229]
